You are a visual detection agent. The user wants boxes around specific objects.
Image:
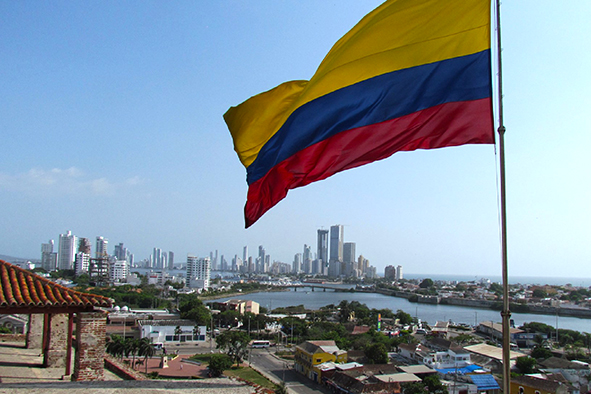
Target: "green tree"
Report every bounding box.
[137,338,155,373]
[402,382,427,394]
[423,375,448,394]
[208,353,233,377]
[395,310,413,325]
[530,346,552,360]
[489,282,503,294]
[73,273,90,287]
[106,335,125,359]
[216,330,251,367]
[179,294,212,325]
[532,289,548,298]
[515,356,537,374]
[219,310,240,328]
[419,278,434,289]
[365,342,388,364]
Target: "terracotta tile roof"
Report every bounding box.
[0,260,112,311]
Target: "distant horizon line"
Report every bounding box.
[2,254,589,285]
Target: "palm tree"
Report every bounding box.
[174,325,183,343]
[126,338,140,367]
[106,335,125,359]
[137,338,155,373]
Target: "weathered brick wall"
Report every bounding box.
[72,311,107,381]
[45,313,68,368]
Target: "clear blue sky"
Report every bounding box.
[1,1,590,278]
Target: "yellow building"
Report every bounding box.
[510,375,571,394]
[294,340,348,383]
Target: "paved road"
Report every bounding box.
[249,348,330,394]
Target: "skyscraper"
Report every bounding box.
[41,240,57,271]
[293,253,302,274]
[384,265,397,280]
[186,255,211,290]
[58,231,76,270]
[114,243,127,261]
[343,242,356,276]
[396,265,403,280]
[303,244,312,274]
[258,245,266,273]
[343,242,356,264]
[329,225,344,263]
[152,248,163,269]
[317,229,329,267]
[75,237,91,275]
[95,236,108,259]
[168,251,174,270]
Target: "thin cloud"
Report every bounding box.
[0,167,141,196]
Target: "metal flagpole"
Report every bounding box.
[495,0,511,392]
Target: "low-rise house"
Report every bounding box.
[398,343,432,364]
[397,365,438,379]
[294,340,348,383]
[324,365,420,394]
[431,321,449,337]
[513,331,549,348]
[423,337,472,369]
[539,357,591,391]
[326,369,403,394]
[477,321,523,343]
[511,374,576,394]
[0,314,27,334]
[464,343,522,374]
[138,319,206,345]
[218,299,260,315]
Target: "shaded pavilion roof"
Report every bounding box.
[0,260,112,314]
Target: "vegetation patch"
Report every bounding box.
[224,366,276,390]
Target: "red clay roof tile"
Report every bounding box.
[0,260,112,311]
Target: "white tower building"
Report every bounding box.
[58,231,76,270]
[186,255,211,291]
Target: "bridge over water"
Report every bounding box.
[278,284,352,292]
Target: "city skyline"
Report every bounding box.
[23,224,375,275]
[1,2,590,278]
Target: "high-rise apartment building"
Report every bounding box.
[384,265,397,280]
[396,265,403,280]
[258,245,266,273]
[110,260,129,282]
[303,244,312,274]
[95,236,108,259]
[58,231,76,270]
[168,251,175,270]
[293,253,302,274]
[329,225,344,263]
[78,238,91,255]
[114,243,127,261]
[243,246,248,267]
[343,242,356,264]
[41,240,57,271]
[186,255,211,290]
[317,229,329,268]
[153,248,163,269]
[75,250,90,274]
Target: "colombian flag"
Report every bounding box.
[225,0,494,228]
